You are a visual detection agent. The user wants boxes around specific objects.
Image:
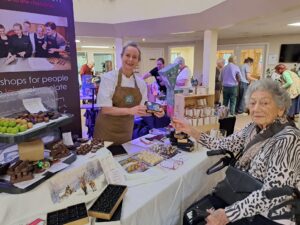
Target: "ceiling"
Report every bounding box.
[74,0,300,47]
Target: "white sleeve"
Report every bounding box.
[96,72,116,107]
[178,67,190,80]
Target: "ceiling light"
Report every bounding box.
[142,38,146,42]
[75,39,80,43]
[81,45,110,49]
[170,31,195,35]
[288,22,300,26]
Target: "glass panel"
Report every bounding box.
[77,52,87,73]
[216,50,234,65]
[240,48,263,79]
[93,53,113,74]
[171,52,181,63]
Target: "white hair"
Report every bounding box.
[174,56,185,65]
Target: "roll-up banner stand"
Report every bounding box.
[0,0,81,136]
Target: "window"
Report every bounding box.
[93,53,113,74]
[77,52,87,73]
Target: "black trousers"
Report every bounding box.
[183,194,281,225]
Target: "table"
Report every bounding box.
[119,140,224,225]
[0,149,110,225]
[0,57,71,72]
[0,138,224,225]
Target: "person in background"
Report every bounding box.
[275,63,300,121]
[142,57,166,94]
[0,24,9,58]
[7,23,32,58]
[236,57,257,114]
[80,61,95,77]
[215,58,225,105]
[34,25,47,58]
[43,22,66,58]
[94,42,164,145]
[23,21,35,56]
[174,56,192,91]
[173,79,300,225]
[221,55,241,115]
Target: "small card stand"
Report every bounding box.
[47,203,89,225]
[88,184,127,220]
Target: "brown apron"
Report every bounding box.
[94,69,142,145]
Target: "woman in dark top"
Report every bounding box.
[0,24,9,58]
[142,57,166,93]
[34,25,47,57]
[7,23,32,58]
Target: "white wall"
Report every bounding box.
[0,9,68,30]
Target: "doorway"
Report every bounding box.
[217,44,267,79]
[140,47,164,83]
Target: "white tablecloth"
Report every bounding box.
[0,139,224,225]
[0,150,110,225]
[119,142,224,225]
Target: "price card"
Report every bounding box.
[62,132,74,146]
[22,98,47,114]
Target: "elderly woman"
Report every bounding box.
[174,56,192,91]
[173,79,300,225]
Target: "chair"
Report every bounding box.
[218,116,236,136]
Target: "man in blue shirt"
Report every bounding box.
[221,56,241,115]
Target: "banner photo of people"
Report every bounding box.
[0,0,81,136]
[0,9,71,72]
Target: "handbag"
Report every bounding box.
[213,166,263,205]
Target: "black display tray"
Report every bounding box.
[0,114,73,144]
[0,153,76,194]
[47,202,88,225]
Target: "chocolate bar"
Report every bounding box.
[7,160,34,183]
[88,184,127,220]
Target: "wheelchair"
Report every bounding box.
[183,149,300,225]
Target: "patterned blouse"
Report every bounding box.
[198,122,300,223]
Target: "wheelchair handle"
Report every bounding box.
[207,149,234,159]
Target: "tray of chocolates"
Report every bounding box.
[90,138,104,153]
[119,157,148,173]
[150,144,179,159]
[135,150,164,166]
[169,130,195,152]
[0,153,77,194]
[76,143,93,155]
[47,203,89,225]
[48,141,71,160]
[88,184,127,220]
[0,112,73,144]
